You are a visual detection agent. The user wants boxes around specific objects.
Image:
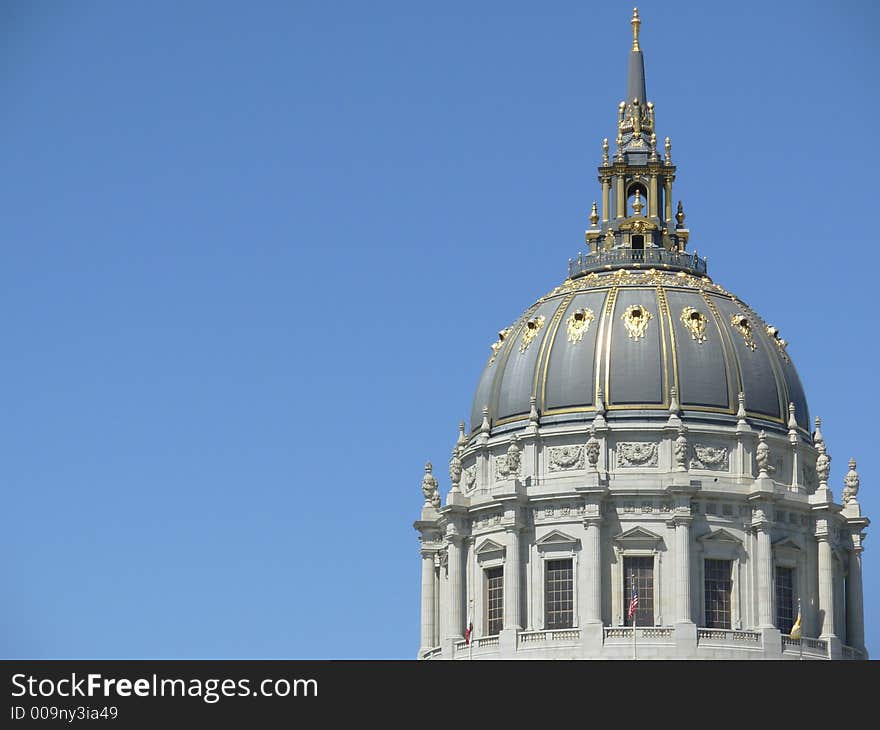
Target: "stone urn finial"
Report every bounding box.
[756,431,773,477]
[422,462,440,507]
[674,426,688,472]
[843,458,860,505]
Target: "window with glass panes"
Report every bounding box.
[775,566,795,634]
[545,559,574,629]
[623,556,654,626]
[485,567,504,635]
[704,559,732,629]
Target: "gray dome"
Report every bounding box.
[471,268,809,438]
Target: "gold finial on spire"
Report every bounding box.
[632,189,644,216]
[631,8,641,52]
[590,201,599,226]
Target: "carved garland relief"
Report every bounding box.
[494,454,521,480]
[689,444,729,471]
[616,441,659,468]
[547,445,585,472]
[462,465,476,492]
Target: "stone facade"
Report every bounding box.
[415,411,868,660]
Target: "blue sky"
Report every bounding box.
[1,0,877,658]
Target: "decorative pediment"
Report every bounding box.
[475,538,506,559]
[613,525,663,549]
[772,536,803,552]
[536,529,580,552]
[698,528,743,547]
[697,528,744,558]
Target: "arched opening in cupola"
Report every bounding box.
[626,182,648,217]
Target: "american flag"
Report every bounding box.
[627,583,639,621]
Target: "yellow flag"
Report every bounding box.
[790,609,802,640]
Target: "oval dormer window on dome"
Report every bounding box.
[519,316,546,352]
[622,304,653,341]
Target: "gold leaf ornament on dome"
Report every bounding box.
[680,306,708,343]
[622,304,653,341]
[730,313,757,351]
[488,327,511,365]
[566,308,595,343]
[766,325,790,362]
[519,316,545,353]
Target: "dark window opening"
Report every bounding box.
[623,556,654,626]
[486,567,504,636]
[775,566,795,634]
[704,559,732,629]
[545,559,574,629]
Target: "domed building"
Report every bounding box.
[414,9,868,660]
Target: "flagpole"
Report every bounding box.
[631,572,637,661]
[797,598,803,661]
[469,542,474,660]
[469,598,474,661]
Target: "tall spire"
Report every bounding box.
[627,8,647,108]
[572,8,703,280]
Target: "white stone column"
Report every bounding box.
[419,550,436,654]
[674,517,692,623]
[845,545,865,651]
[504,526,521,630]
[446,535,464,640]
[756,525,773,627]
[584,518,602,623]
[817,535,836,638]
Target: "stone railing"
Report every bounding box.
[639,628,674,639]
[780,635,829,658]
[569,247,708,277]
[603,627,673,641]
[519,629,581,645]
[696,628,761,644]
[841,645,867,660]
[454,635,500,655]
[603,627,632,640]
[422,647,442,660]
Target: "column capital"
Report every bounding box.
[813,515,833,540]
[583,513,604,527]
[420,546,441,560]
[667,513,693,528]
[445,528,466,544]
